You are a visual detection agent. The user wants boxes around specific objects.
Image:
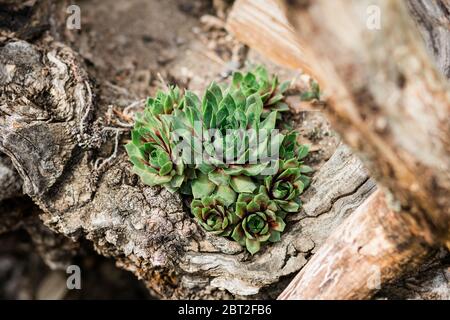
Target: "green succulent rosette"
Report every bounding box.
[146,86,183,115]
[173,81,284,200]
[279,131,309,161]
[260,158,312,214]
[231,193,286,255]
[126,65,314,255]
[125,91,185,192]
[191,197,239,236]
[231,66,290,115]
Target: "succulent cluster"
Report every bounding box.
[231,66,290,117]
[126,66,312,254]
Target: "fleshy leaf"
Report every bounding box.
[298,144,310,160]
[215,185,237,207]
[279,201,300,213]
[208,170,230,186]
[230,176,257,193]
[192,173,216,199]
[231,225,245,246]
[299,165,314,173]
[132,167,172,186]
[269,231,281,242]
[246,238,261,255]
[272,216,286,232]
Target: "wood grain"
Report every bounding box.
[279,190,432,299]
[227,0,450,299]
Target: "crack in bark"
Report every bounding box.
[310,176,372,219]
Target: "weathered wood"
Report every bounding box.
[278,190,433,299]
[0,153,22,201]
[226,0,316,76]
[0,36,372,298]
[284,0,450,245]
[227,0,450,300]
[376,248,450,300]
[407,0,450,79]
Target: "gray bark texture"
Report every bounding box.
[0,0,448,299]
[0,153,22,201]
[407,0,450,79]
[0,36,374,298]
[0,0,374,298]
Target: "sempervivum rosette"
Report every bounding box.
[231,193,286,254]
[191,196,239,236]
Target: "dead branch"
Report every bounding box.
[227,0,450,299]
[278,190,433,299]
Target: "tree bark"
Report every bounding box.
[227,0,450,299]
[278,190,433,299]
[283,0,450,245]
[0,153,22,201]
[407,0,450,79]
[1,0,448,300]
[0,0,375,298]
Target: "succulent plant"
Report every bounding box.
[279,131,309,161]
[126,66,314,254]
[231,193,286,255]
[191,196,239,236]
[146,86,183,115]
[260,158,312,214]
[173,82,284,199]
[125,91,185,192]
[232,66,290,115]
